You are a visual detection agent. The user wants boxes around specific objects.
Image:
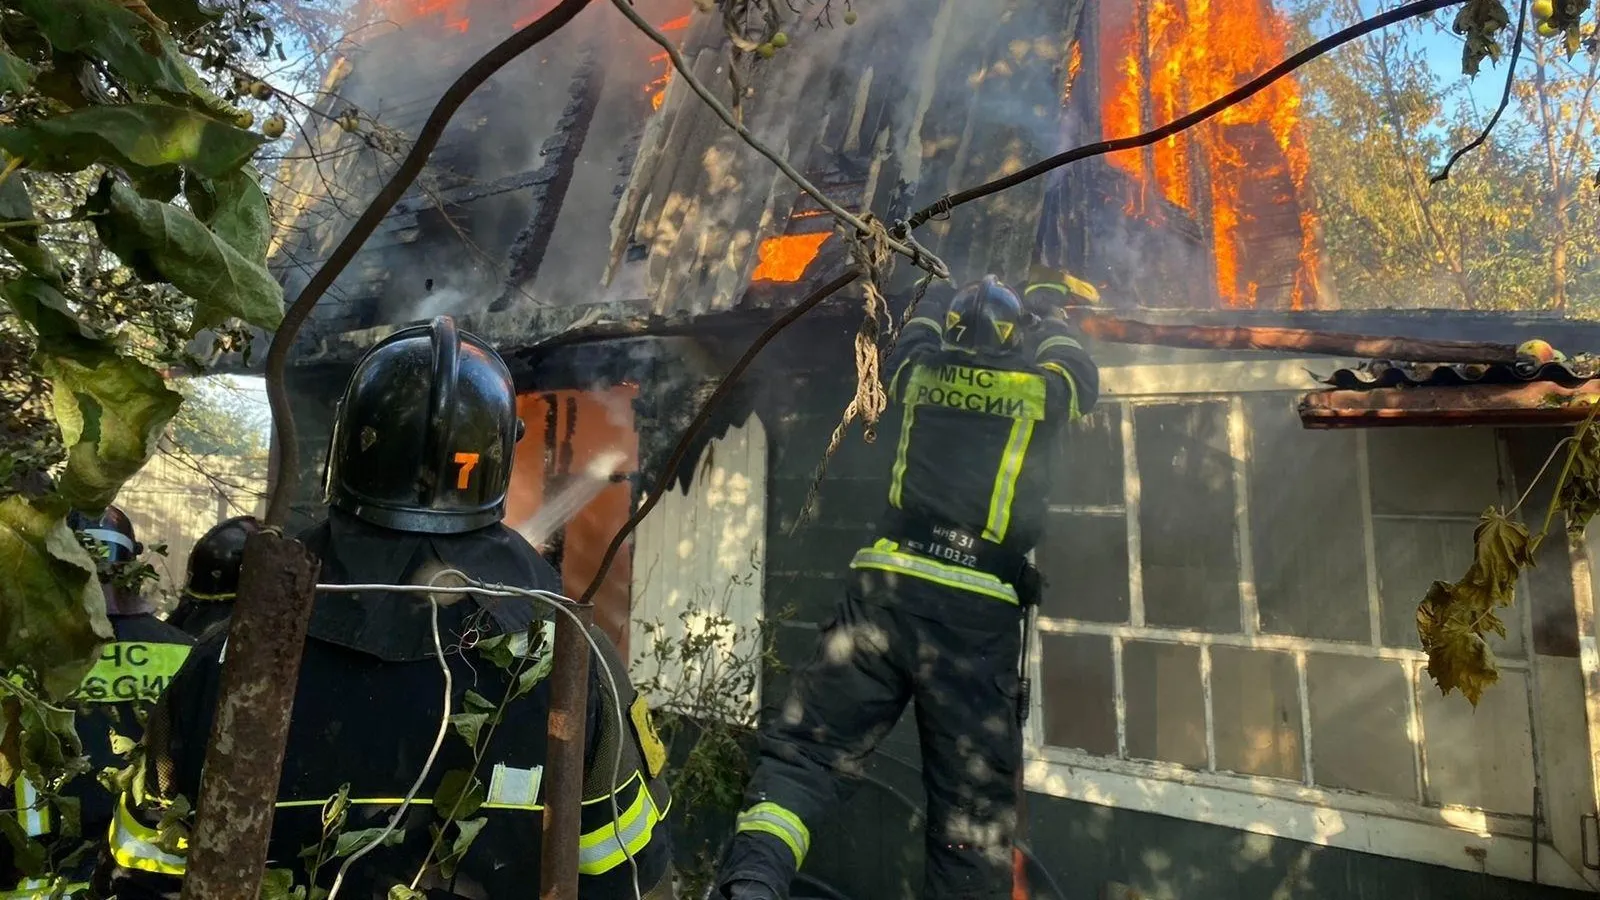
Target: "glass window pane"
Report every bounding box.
[1246,395,1368,642]
[1307,655,1415,800]
[1419,670,1535,815]
[1039,633,1117,757]
[1038,512,1128,623]
[1053,404,1124,508]
[1375,519,1525,658]
[1505,429,1580,657]
[1211,646,1303,781]
[1124,641,1206,768]
[1368,428,1500,516]
[1135,403,1239,632]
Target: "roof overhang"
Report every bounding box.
[1300,381,1600,428]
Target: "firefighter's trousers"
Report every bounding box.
[718,574,1023,900]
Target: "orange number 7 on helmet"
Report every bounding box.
[453,452,480,490]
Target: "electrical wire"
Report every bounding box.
[323,574,453,900]
[314,577,642,900]
[900,0,1470,230]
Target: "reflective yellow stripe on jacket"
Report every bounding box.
[577,778,664,875]
[734,802,811,867]
[109,769,665,879]
[850,539,1019,604]
[108,796,187,876]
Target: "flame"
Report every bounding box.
[752,233,830,282]
[1099,0,1320,308]
[644,15,692,109]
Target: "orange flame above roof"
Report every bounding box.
[1100,0,1319,308]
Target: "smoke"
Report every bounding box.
[284,0,1080,329]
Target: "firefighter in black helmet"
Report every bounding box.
[102,317,674,900]
[167,515,261,641]
[716,276,1099,900]
[2,506,193,899]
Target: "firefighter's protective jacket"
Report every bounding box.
[849,294,1100,603]
[2,615,192,900]
[98,511,673,900]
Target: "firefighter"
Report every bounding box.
[2,506,194,899]
[716,276,1099,900]
[166,515,260,641]
[99,317,673,899]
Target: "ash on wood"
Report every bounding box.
[179,531,319,900]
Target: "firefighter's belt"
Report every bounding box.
[881,509,1027,584]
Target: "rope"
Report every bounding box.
[792,222,910,530]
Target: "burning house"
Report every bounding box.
[266,0,1600,896]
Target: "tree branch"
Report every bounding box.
[261,0,594,527]
[1432,0,1528,183]
[576,269,861,604]
[903,0,1472,230]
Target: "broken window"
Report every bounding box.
[1369,428,1526,658]
[1246,395,1368,642]
[1040,405,1129,622]
[1306,655,1415,800]
[1032,390,1546,824]
[1418,669,1536,816]
[1039,632,1118,757]
[1135,402,1239,632]
[1123,640,1206,769]
[1210,646,1303,781]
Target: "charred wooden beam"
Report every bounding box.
[492,49,606,312]
[1072,312,1520,363]
[1300,382,1600,428]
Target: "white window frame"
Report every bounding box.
[1022,358,1598,890]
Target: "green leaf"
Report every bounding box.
[109,731,136,757]
[185,168,270,260]
[91,178,283,333]
[448,712,488,751]
[330,826,403,859]
[512,648,554,700]
[0,104,265,179]
[462,690,496,715]
[55,793,80,838]
[0,178,63,287]
[0,813,47,876]
[11,0,189,94]
[1473,508,1532,594]
[38,340,183,511]
[144,0,224,31]
[432,769,485,821]
[0,496,112,699]
[438,817,486,880]
[2,278,94,340]
[164,34,250,123]
[322,783,351,831]
[259,867,298,900]
[387,886,425,900]
[0,43,36,94]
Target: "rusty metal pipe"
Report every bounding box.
[180,531,318,900]
[540,603,593,900]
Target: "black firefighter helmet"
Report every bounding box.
[324,315,523,534]
[944,275,1024,355]
[185,515,261,599]
[67,505,141,577]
